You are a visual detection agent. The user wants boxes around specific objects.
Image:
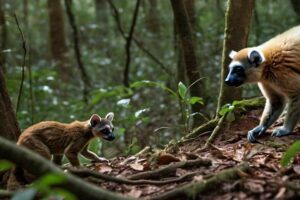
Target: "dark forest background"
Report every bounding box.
[1,0,299,159]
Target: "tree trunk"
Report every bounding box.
[0,67,20,141]
[0,0,6,72]
[291,0,300,21]
[216,0,255,114]
[47,0,71,82]
[94,0,109,25]
[145,0,160,35]
[170,0,204,126]
[65,0,91,102]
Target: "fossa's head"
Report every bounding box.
[89,112,115,141]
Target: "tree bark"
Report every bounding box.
[145,0,160,35]
[0,0,6,72]
[216,0,255,114]
[65,0,91,102]
[123,0,141,87]
[0,137,132,200]
[47,0,71,82]
[0,68,20,141]
[291,0,300,21]
[170,0,204,125]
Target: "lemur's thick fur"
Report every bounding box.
[226,26,300,142]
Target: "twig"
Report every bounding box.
[202,115,226,150]
[65,0,90,102]
[27,48,34,124]
[185,118,219,140]
[150,163,250,200]
[128,159,211,180]
[69,168,199,186]
[107,0,172,75]
[123,0,141,87]
[14,13,27,113]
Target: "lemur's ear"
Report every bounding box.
[89,114,101,127]
[229,50,237,59]
[105,112,114,122]
[248,49,265,66]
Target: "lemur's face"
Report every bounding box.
[225,48,265,87]
[89,113,115,141]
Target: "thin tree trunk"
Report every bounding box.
[123,0,141,87]
[47,0,71,82]
[171,0,204,126]
[23,0,28,27]
[0,67,20,141]
[65,0,91,102]
[0,0,6,72]
[145,0,160,35]
[291,0,300,21]
[216,0,255,114]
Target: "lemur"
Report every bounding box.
[225,26,300,142]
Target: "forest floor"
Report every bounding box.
[80,109,300,200]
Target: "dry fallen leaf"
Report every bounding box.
[293,165,300,175]
[274,187,286,199]
[129,163,144,171]
[127,188,142,198]
[157,153,180,165]
[95,164,113,173]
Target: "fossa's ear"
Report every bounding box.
[89,114,101,127]
[105,112,114,122]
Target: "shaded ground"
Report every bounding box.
[82,109,300,199]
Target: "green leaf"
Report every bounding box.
[178,82,187,100]
[130,80,177,98]
[134,108,150,118]
[116,98,131,108]
[47,188,77,200]
[219,104,235,116]
[0,160,13,172]
[188,96,204,105]
[226,112,235,122]
[33,173,66,188]
[281,141,300,167]
[12,189,37,200]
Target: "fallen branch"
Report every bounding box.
[185,118,219,140]
[128,159,211,180]
[0,137,132,200]
[150,163,250,200]
[70,168,199,186]
[201,115,226,150]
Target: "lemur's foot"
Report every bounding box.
[247,125,266,142]
[271,126,291,137]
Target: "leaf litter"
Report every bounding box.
[84,108,300,199]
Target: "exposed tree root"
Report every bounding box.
[186,118,219,140]
[70,168,200,186]
[150,163,250,200]
[0,137,132,200]
[128,159,211,180]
